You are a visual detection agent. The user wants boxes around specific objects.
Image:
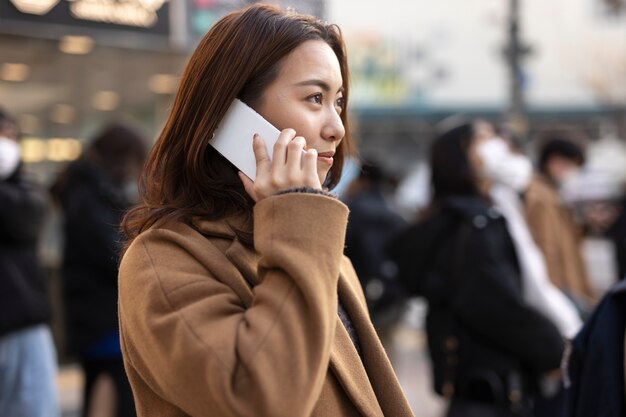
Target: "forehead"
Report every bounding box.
[275,40,343,87]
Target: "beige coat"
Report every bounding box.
[524,175,594,301]
[118,192,414,417]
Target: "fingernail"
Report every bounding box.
[253,133,259,141]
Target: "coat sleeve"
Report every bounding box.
[453,227,565,374]
[118,193,348,417]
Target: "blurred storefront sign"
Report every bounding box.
[0,0,170,47]
[187,0,325,44]
[347,34,448,109]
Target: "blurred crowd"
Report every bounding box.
[2,102,626,416]
[343,119,626,417]
[1,50,626,417]
[1,109,147,417]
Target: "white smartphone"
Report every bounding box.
[210,98,281,181]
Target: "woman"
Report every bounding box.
[388,120,564,417]
[118,4,414,417]
[0,108,58,417]
[53,123,147,417]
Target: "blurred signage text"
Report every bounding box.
[0,0,170,39]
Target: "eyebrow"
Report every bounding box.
[293,79,344,93]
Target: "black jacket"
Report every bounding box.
[0,168,50,337]
[344,186,407,313]
[388,196,564,399]
[564,279,626,417]
[53,159,131,355]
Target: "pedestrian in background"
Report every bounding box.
[389,120,564,417]
[52,123,146,417]
[563,278,626,417]
[524,131,595,314]
[478,135,583,416]
[0,108,59,416]
[478,136,583,339]
[118,4,414,417]
[343,161,408,331]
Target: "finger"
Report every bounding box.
[286,136,306,172]
[302,148,321,188]
[238,171,258,202]
[252,134,271,178]
[271,128,296,171]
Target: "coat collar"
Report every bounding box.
[191,213,253,240]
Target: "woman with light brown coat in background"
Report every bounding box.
[524,132,595,314]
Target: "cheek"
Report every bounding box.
[278,111,319,142]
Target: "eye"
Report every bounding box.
[335,97,345,111]
[307,93,323,105]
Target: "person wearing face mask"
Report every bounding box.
[51,123,147,417]
[0,108,59,416]
[478,137,583,339]
[117,5,414,417]
[523,131,594,315]
[479,137,584,417]
[388,120,564,417]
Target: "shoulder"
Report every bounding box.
[525,175,558,206]
[119,219,236,295]
[439,196,503,231]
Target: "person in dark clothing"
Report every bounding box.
[52,123,147,417]
[343,162,408,325]
[0,108,58,416]
[563,278,626,417]
[388,120,565,417]
[606,196,626,281]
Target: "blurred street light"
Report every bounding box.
[148,74,179,94]
[50,104,76,124]
[91,91,120,111]
[1,63,30,82]
[503,0,532,139]
[59,35,94,55]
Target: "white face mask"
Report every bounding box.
[0,136,21,181]
[477,138,533,192]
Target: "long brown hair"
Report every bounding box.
[122,4,353,249]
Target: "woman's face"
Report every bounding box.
[254,40,346,184]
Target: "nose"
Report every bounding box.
[321,108,345,142]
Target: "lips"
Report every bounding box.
[317,151,335,158]
[316,151,335,166]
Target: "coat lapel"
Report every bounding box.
[335,268,415,417]
[329,272,384,417]
[330,317,384,417]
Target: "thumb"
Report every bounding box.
[238,171,257,202]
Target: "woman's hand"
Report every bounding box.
[239,129,321,202]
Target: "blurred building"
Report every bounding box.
[0,0,325,187]
[328,0,626,175]
[2,0,624,182]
